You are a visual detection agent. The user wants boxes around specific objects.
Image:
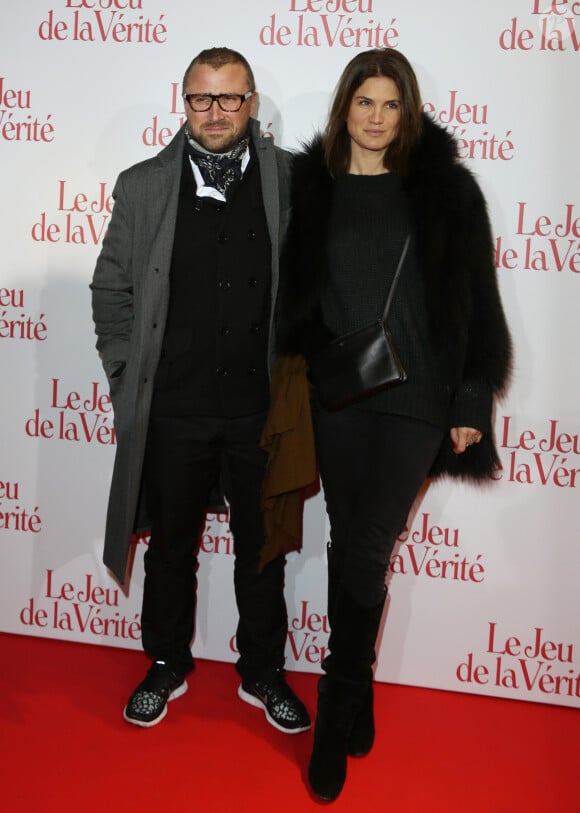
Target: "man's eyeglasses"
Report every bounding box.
[183,91,254,113]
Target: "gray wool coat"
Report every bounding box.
[90,119,292,584]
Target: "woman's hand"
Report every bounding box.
[450,426,483,455]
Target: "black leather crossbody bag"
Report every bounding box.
[308,235,410,411]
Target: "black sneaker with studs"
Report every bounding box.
[238,668,311,734]
[123,660,188,728]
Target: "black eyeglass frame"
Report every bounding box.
[183,90,254,112]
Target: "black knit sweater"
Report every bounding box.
[322,172,449,427]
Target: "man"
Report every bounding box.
[90,47,310,733]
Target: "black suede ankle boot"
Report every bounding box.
[347,588,385,757]
[308,672,361,801]
[308,588,386,801]
[347,681,375,757]
[324,549,385,760]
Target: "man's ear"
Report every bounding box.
[250,91,259,118]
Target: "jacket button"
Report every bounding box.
[217,233,229,243]
[219,326,231,336]
[216,204,225,213]
[216,367,228,376]
[248,278,258,287]
[247,229,256,240]
[248,366,257,375]
[218,280,231,289]
[249,323,260,333]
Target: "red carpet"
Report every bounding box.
[1,632,578,812]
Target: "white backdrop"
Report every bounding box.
[1,0,579,708]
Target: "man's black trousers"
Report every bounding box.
[141,410,287,681]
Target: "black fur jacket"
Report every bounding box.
[278,113,513,481]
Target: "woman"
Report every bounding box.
[279,49,512,801]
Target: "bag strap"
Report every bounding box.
[381,233,410,322]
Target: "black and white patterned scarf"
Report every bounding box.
[185,130,249,198]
